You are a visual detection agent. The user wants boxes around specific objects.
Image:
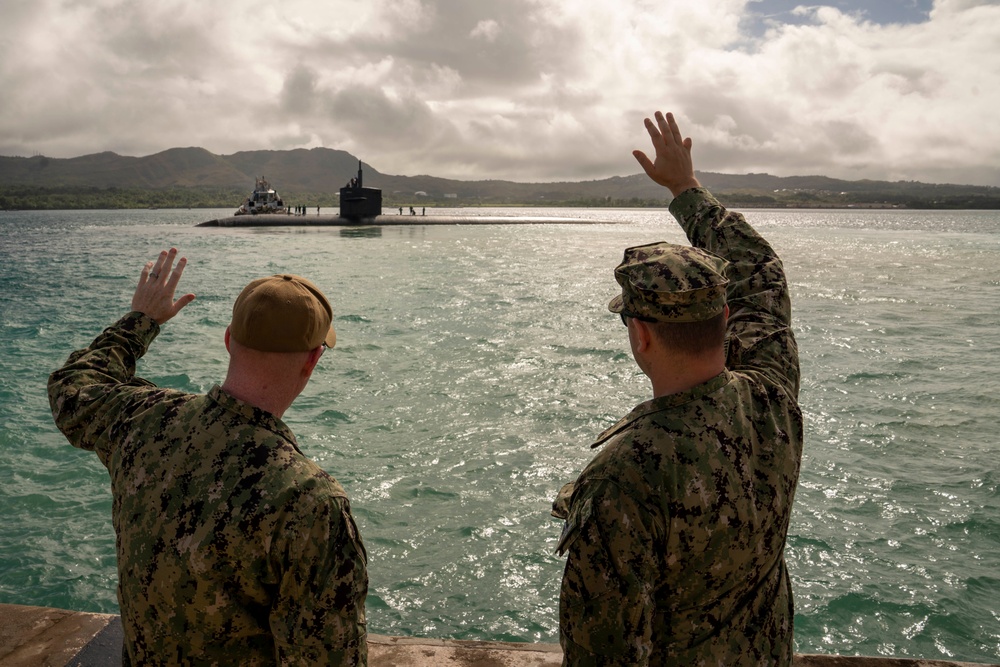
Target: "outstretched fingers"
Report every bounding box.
[651,111,685,150]
[634,109,700,196]
[643,116,663,145]
[666,112,684,147]
[139,260,155,287]
[166,256,195,319]
[166,255,186,291]
[149,249,171,282]
[131,248,195,324]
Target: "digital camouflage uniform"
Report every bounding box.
[554,187,802,666]
[48,312,368,666]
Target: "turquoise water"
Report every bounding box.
[1,206,998,662]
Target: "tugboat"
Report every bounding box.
[234,176,287,215]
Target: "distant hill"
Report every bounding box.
[0,147,371,190]
[1,148,998,209]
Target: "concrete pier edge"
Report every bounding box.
[0,603,995,667]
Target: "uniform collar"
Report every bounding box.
[590,370,732,449]
[207,385,301,451]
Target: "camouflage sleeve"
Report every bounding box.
[669,188,799,398]
[47,311,160,461]
[270,489,369,666]
[558,479,659,666]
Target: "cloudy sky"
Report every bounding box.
[1,0,998,185]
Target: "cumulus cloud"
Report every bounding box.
[0,0,997,185]
[470,19,501,42]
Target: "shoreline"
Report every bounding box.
[196,213,624,227]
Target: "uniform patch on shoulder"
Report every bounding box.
[555,497,592,556]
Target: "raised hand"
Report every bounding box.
[632,111,701,197]
[131,248,196,324]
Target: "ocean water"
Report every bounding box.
[1,206,998,662]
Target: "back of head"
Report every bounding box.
[230,274,337,353]
[646,313,726,356]
[224,274,336,415]
[609,242,729,355]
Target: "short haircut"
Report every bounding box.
[647,311,726,356]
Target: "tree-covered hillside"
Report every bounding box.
[1,150,998,209]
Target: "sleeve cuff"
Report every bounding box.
[113,311,161,348]
[668,187,719,221]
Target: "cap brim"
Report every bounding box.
[324,327,337,349]
[608,294,625,313]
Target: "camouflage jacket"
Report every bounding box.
[48,312,368,666]
[556,188,803,666]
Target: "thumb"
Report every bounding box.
[633,150,655,177]
[168,293,196,320]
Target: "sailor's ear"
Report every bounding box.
[302,345,324,377]
[631,318,654,353]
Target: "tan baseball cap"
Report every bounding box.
[230,274,337,352]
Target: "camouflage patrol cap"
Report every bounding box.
[230,274,337,352]
[608,242,729,323]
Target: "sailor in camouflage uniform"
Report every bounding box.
[553,112,802,666]
[48,250,368,666]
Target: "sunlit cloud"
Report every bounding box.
[0,0,996,185]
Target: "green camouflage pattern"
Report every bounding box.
[608,242,730,322]
[48,312,368,666]
[556,188,802,666]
